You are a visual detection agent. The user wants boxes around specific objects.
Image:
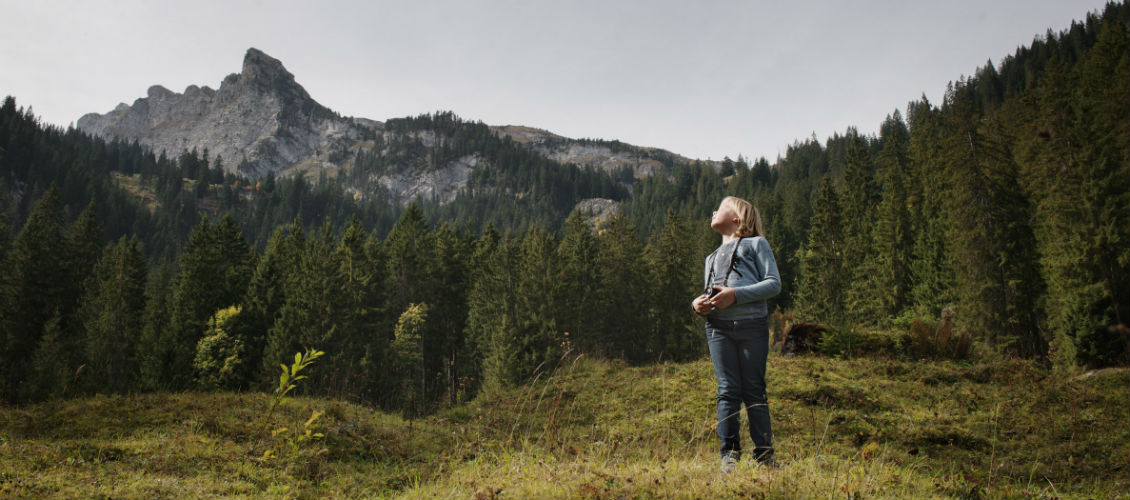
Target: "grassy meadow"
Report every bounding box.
[1,351,1127,499]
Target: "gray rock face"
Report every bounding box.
[492,125,699,180]
[77,48,377,178]
[540,142,666,178]
[573,198,621,219]
[374,153,478,205]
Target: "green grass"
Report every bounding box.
[2,355,1126,499]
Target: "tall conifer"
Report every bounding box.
[79,236,147,394]
[840,129,878,322]
[557,212,599,352]
[796,180,845,323]
[594,215,650,361]
[4,187,69,402]
[1014,22,1130,365]
[942,84,1044,355]
[871,112,915,319]
[648,210,702,361]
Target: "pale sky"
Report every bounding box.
[0,0,1108,162]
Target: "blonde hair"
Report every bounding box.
[720,196,765,238]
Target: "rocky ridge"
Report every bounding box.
[77,48,708,206]
[77,48,377,178]
[492,125,698,179]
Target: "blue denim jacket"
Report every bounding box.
[703,236,781,320]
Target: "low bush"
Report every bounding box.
[905,307,972,360]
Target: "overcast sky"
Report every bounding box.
[0,0,1108,162]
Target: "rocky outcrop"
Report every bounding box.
[77,48,377,178]
[572,198,621,219]
[373,154,479,205]
[492,125,701,179]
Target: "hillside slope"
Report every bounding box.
[2,355,1126,499]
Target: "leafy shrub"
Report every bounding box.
[194,305,245,389]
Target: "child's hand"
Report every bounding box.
[706,287,737,310]
[691,295,713,315]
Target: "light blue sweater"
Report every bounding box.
[702,236,781,320]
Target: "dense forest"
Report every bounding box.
[0,2,1126,410]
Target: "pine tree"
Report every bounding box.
[942,83,1044,355]
[243,218,306,389]
[212,213,254,310]
[382,203,440,401]
[906,98,955,317]
[79,236,148,394]
[1014,22,1130,366]
[648,210,702,361]
[594,215,651,362]
[262,221,343,395]
[463,224,503,394]
[258,219,311,387]
[870,111,915,320]
[383,203,434,318]
[557,212,600,353]
[0,189,13,385]
[28,312,72,400]
[163,218,218,389]
[361,227,393,397]
[64,202,103,330]
[465,228,520,392]
[795,180,845,323]
[325,217,385,399]
[839,129,879,322]
[431,222,471,404]
[480,228,562,390]
[138,260,175,391]
[3,187,70,402]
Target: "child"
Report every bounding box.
[691,196,781,472]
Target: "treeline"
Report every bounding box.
[621,2,1128,366]
[0,2,1126,408]
[0,189,709,407]
[799,4,1129,366]
[0,96,404,261]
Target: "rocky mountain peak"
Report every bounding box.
[237,48,306,98]
[77,48,373,179]
[242,48,287,77]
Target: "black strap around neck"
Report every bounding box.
[705,237,745,294]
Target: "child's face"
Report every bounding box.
[711,203,740,235]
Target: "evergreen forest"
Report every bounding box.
[0,2,1127,412]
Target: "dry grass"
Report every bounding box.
[1,353,1126,499]
[111,172,162,214]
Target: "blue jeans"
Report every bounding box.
[706,316,773,461]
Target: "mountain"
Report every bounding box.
[77,49,378,179]
[76,48,701,206]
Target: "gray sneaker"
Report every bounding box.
[720,453,738,473]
